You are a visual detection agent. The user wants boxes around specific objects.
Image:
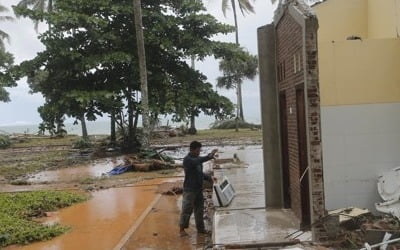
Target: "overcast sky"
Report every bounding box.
[0,0,276,126]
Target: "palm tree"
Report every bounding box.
[0,4,14,49]
[133,0,150,148]
[221,0,254,121]
[217,47,258,130]
[16,0,53,31]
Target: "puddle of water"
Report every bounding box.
[28,157,124,183]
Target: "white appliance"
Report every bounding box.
[213,176,236,207]
[375,166,400,220]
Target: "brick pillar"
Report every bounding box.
[304,16,327,241]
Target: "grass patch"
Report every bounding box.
[10,135,79,148]
[150,128,262,145]
[0,190,88,247]
[0,150,71,180]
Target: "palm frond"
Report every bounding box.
[238,0,254,16]
[34,0,46,12]
[222,0,230,17]
[17,0,40,7]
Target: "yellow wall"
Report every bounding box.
[313,0,368,43]
[319,39,400,106]
[368,0,400,38]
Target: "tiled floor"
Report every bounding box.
[211,145,310,247]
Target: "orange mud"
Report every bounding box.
[122,195,205,250]
[6,178,183,250]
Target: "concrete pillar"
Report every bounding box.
[257,24,283,208]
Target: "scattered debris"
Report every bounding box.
[213,154,246,169]
[157,181,183,195]
[323,210,400,249]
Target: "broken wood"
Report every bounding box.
[124,156,179,172]
[157,181,183,195]
[224,239,300,249]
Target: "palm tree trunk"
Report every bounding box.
[235,84,239,132]
[133,0,150,148]
[238,81,244,121]
[231,0,239,44]
[231,0,245,122]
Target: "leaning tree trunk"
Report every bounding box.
[80,114,88,140]
[133,0,150,148]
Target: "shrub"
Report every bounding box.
[72,138,92,149]
[210,119,261,130]
[0,135,11,149]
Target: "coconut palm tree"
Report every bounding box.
[16,0,53,31]
[0,4,14,48]
[221,0,254,121]
[133,0,150,148]
[217,46,258,130]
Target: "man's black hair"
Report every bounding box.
[189,141,202,150]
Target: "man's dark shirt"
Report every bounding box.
[183,152,213,192]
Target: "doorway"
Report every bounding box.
[296,86,311,227]
[279,91,291,208]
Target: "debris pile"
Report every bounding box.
[324,207,400,249]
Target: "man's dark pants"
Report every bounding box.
[179,190,205,231]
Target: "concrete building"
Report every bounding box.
[258,0,400,240]
[315,0,400,212]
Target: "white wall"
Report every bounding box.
[321,103,400,212]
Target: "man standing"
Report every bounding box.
[179,141,217,236]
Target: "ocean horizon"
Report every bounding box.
[0,115,261,136]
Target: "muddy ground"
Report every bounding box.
[0,129,262,192]
[0,129,262,249]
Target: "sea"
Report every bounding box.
[0,115,261,136]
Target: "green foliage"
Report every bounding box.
[210,119,261,130]
[0,4,16,103]
[0,134,11,148]
[139,149,175,163]
[73,138,92,149]
[217,46,258,90]
[0,191,88,247]
[14,0,236,145]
